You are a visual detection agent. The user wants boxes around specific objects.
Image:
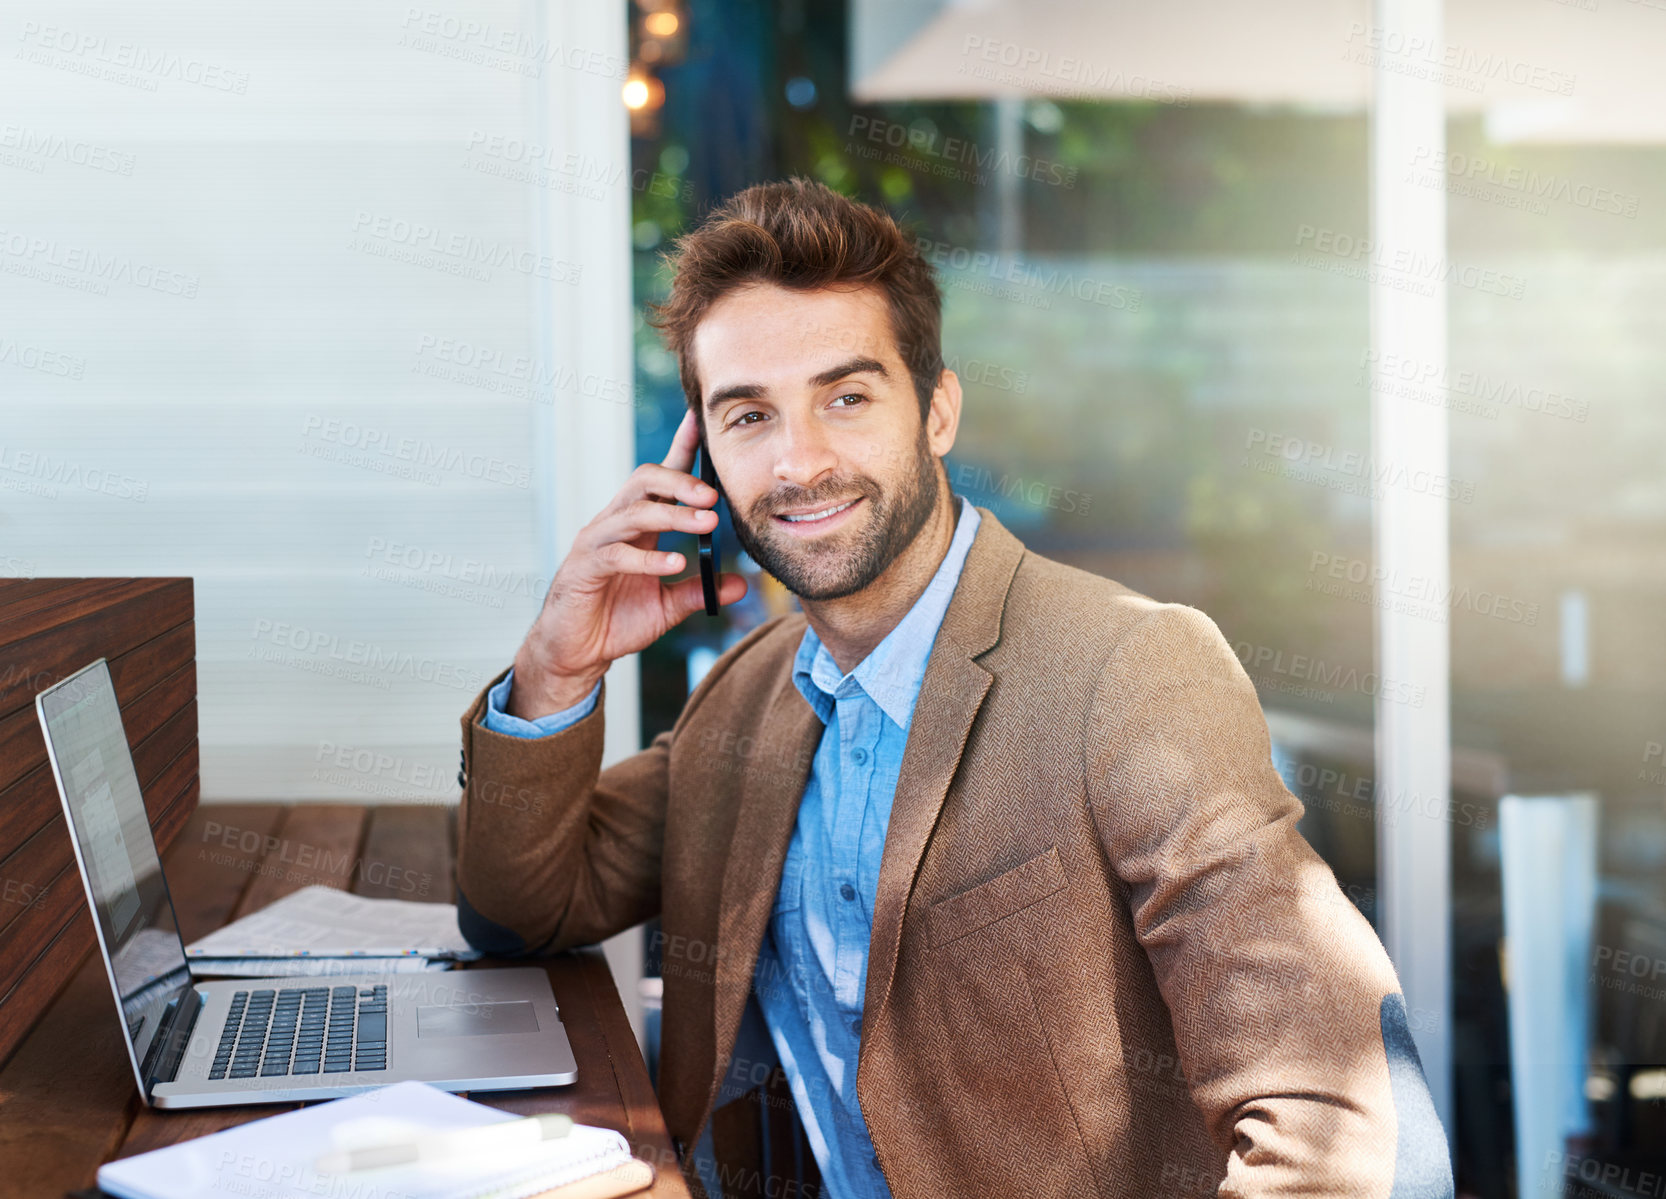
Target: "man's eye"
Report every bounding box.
[833,393,867,407]
[730,411,765,428]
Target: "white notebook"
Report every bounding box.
[98,1081,638,1199]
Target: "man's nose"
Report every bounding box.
[771,418,840,489]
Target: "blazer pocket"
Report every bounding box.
[925,846,1068,948]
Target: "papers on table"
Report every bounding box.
[183,885,482,967]
[189,955,456,978]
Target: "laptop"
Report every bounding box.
[36,657,579,1109]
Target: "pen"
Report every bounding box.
[314,1112,574,1173]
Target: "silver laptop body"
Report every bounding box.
[36,658,578,1109]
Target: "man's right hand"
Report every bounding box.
[507,410,748,721]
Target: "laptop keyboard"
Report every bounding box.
[208,984,388,1079]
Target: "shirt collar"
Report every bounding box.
[791,494,982,731]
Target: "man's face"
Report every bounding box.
[690,281,958,601]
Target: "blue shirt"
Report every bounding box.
[482,495,982,1199]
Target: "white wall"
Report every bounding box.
[2,0,638,805]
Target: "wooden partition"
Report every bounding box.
[0,578,198,1067]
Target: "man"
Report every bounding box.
[455,177,1452,1198]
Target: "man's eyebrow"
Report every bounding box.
[705,381,763,413]
[809,355,889,389]
[705,356,891,415]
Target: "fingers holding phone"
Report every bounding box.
[653,408,746,616]
[695,429,723,615]
[508,411,747,720]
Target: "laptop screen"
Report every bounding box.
[37,659,192,1078]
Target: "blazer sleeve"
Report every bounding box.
[1085,603,1453,1198]
[455,669,671,955]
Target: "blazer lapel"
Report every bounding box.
[708,669,822,1110]
[861,507,1027,1033]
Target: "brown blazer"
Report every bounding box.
[455,507,1450,1198]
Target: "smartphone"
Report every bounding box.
[695,433,722,616]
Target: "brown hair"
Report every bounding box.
[647,177,942,426]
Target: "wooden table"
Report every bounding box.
[0,803,691,1199]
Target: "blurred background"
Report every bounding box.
[5,1,1665,1193]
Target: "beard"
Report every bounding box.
[726,423,942,602]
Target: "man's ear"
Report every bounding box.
[926,369,962,459]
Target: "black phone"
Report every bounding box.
[695,434,722,616]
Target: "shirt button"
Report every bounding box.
[852,747,868,764]
[850,1017,862,1037]
[871,1153,881,1170]
[839,882,856,901]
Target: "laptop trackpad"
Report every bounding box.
[416,1001,540,1038]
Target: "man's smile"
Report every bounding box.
[771,496,864,535]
